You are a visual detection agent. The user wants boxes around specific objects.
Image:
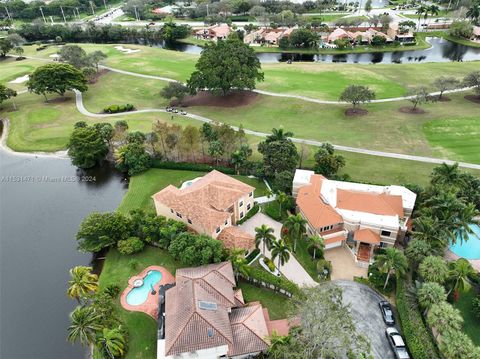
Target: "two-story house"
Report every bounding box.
[152,170,256,251]
[293,170,416,266]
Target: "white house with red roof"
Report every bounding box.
[293,169,416,266]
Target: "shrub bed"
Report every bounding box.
[237,203,259,224]
[245,248,260,263]
[151,160,234,174]
[396,276,440,359]
[103,104,135,114]
[243,267,301,297]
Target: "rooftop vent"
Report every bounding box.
[198,301,218,311]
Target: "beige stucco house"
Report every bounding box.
[152,170,256,251]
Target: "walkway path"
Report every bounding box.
[73,90,480,170]
[238,212,318,287]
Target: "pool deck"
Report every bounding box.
[120,265,175,319]
[445,250,480,272]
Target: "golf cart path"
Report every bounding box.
[74,90,480,170]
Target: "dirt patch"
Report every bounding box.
[398,106,426,114]
[47,96,72,104]
[89,69,109,84]
[345,108,368,117]
[437,96,451,102]
[465,95,480,104]
[177,90,259,108]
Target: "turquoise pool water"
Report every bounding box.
[450,224,480,260]
[126,270,162,306]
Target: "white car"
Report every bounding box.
[385,327,410,359]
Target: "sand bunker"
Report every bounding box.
[114,45,141,54]
[9,75,29,84]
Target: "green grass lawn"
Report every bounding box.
[288,236,319,282]
[453,285,480,346]
[0,57,46,91]
[237,281,290,320]
[98,246,183,359]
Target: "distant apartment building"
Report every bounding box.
[293,170,416,266]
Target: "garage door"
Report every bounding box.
[326,241,342,250]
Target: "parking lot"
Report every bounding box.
[335,280,396,359]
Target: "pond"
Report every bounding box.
[0,123,127,359]
[155,37,480,64]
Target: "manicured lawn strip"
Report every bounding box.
[437,33,480,48]
[237,281,290,320]
[453,285,480,346]
[0,57,46,91]
[98,246,183,359]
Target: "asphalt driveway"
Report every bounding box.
[334,280,395,359]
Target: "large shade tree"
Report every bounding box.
[27,63,88,101]
[339,84,375,113]
[187,36,264,95]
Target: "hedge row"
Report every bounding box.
[245,266,301,297]
[151,160,235,174]
[103,104,135,114]
[396,276,440,359]
[237,203,259,225]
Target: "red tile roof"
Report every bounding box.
[218,226,255,251]
[354,228,380,244]
[336,189,404,217]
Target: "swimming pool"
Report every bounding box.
[126,270,162,306]
[449,224,480,260]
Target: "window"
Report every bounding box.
[224,220,228,225]
[249,191,253,197]
[216,227,221,233]
[170,209,174,214]
[188,219,192,224]
[247,203,251,210]
[381,230,391,237]
[240,212,244,219]
[239,201,243,207]
[176,212,182,218]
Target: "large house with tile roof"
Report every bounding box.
[157,262,288,359]
[293,169,416,266]
[152,170,256,252]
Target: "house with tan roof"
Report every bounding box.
[157,262,288,359]
[195,23,232,41]
[293,170,416,266]
[152,170,256,251]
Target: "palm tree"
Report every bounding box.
[308,235,324,259]
[417,282,447,315]
[67,306,101,346]
[284,214,307,252]
[427,5,440,25]
[229,248,250,280]
[67,266,99,303]
[97,327,126,358]
[419,255,450,284]
[405,239,432,268]
[375,247,408,289]
[427,302,463,338]
[276,191,289,216]
[448,258,476,297]
[452,203,478,245]
[412,216,449,252]
[466,3,480,24]
[267,128,294,142]
[431,163,462,187]
[255,224,276,255]
[271,239,291,269]
[416,5,428,30]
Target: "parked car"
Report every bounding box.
[180,110,187,115]
[379,300,395,325]
[166,107,172,112]
[386,328,410,359]
[173,108,179,113]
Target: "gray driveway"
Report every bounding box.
[334,280,395,359]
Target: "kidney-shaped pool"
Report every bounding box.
[126,270,163,306]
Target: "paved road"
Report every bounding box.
[73,90,480,170]
[334,280,396,359]
[238,212,318,287]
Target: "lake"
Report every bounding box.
[0,123,127,359]
[158,37,480,64]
